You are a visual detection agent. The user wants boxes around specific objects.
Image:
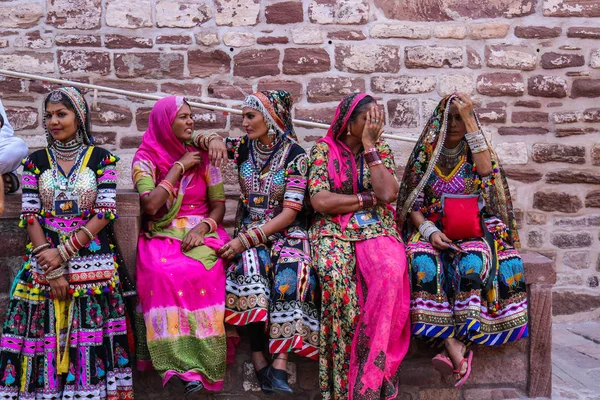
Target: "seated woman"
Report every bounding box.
[308,93,410,400]
[132,96,229,395]
[197,90,320,395]
[396,93,528,387]
[0,86,135,399]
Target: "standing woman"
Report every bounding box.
[396,93,528,387]
[132,96,230,395]
[198,90,320,395]
[0,87,135,399]
[308,93,410,400]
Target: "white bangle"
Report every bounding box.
[465,130,488,154]
[419,220,440,243]
[174,161,186,175]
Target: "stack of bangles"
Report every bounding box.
[465,130,489,154]
[363,148,384,167]
[201,217,218,233]
[198,132,221,150]
[357,191,377,209]
[418,220,440,243]
[57,226,95,264]
[32,243,50,255]
[238,226,268,250]
[158,180,175,197]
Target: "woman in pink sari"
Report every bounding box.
[308,93,411,400]
[132,96,229,396]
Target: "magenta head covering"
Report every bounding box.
[132,96,195,180]
[318,93,373,191]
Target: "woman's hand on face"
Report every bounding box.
[181,227,205,252]
[177,152,203,173]
[217,238,245,260]
[430,231,453,251]
[49,276,69,300]
[452,93,476,123]
[208,137,227,168]
[362,107,385,148]
[35,248,63,273]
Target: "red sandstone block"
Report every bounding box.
[572,79,600,98]
[161,82,202,97]
[207,80,252,100]
[5,106,38,131]
[404,45,462,69]
[307,77,365,103]
[476,73,524,96]
[528,75,567,98]
[114,52,184,79]
[234,49,280,77]
[188,49,231,78]
[55,34,101,47]
[284,48,330,75]
[295,106,337,125]
[257,79,303,101]
[541,52,584,69]
[104,34,153,49]
[91,103,133,127]
[533,192,583,213]
[511,111,548,123]
[515,26,561,39]
[265,1,303,24]
[95,79,158,93]
[58,50,110,75]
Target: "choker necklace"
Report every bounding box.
[439,141,466,169]
[51,138,84,161]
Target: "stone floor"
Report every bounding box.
[552,322,600,400]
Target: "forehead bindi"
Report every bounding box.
[46,105,69,114]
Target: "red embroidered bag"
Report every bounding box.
[440,194,484,240]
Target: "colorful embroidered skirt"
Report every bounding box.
[136,232,227,391]
[406,219,528,347]
[225,228,320,359]
[0,269,133,400]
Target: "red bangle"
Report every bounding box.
[356,193,364,209]
[363,149,382,165]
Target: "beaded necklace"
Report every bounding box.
[51,138,84,161]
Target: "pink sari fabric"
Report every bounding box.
[133,96,229,390]
[317,93,369,230]
[132,95,189,180]
[348,235,411,399]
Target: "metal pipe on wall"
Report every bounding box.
[0,69,418,143]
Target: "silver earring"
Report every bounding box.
[347,128,352,136]
[268,127,276,139]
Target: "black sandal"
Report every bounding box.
[3,172,19,194]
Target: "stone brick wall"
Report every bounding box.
[0,0,598,319]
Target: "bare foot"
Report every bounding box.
[444,338,468,381]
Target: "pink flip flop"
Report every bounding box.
[431,354,454,375]
[454,350,473,388]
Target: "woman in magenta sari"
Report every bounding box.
[132,96,229,396]
[308,93,411,400]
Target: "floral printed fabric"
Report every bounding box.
[308,140,400,242]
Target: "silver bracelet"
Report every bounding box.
[46,266,66,281]
[418,220,440,243]
[465,130,489,154]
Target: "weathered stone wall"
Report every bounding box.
[0,0,598,319]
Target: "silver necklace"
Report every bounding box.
[438,141,466,169]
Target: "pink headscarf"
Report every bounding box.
[133,96,202,180]
[318,93,370,191]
